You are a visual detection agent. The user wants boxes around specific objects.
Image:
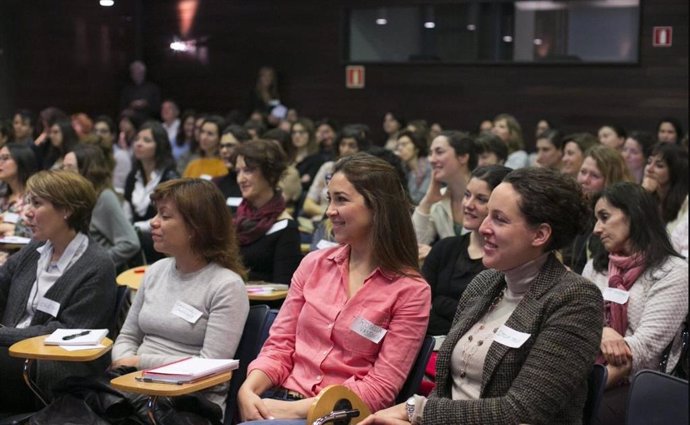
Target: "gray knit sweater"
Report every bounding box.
[89,188,141,268]
[112,258,249,409]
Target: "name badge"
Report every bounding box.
[603,287,630,305]
[171,301,203,324]
[3,212,19,224]
[37,297,61,318]
[226,197,242,207]
[494,325,531,348]
[316,239,339,250]
[266,219,288,235]
[351,316,387,344]
[199,174,213,181]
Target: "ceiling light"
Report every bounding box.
[99,0,114,6]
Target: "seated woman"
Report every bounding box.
[93,115,131,194]
[563,144,633,274]
[395,130,432,205]
[364,167,603,425]
[621,131,654,184]
[112,178,250,418]
[237,152,431,423]
[232,139,301,284]
[491,113,529,169]
[642,142,688,248]
[124,120,180,263]
[560,132,598,179]
[412,131,477,246]
[534,129,563,171]
[63,144,141,270]
[183,115,228,179]
[0,170,116,411]
[35,118,79,170]
[0,143,38,245]
[581,182,688,425]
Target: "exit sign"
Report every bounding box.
[346,65,365,89]
[653,27,672,47]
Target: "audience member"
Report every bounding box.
[642,142,689,233]
[314,118,339,157]
[560,132,598,179]
[214,124,252,202]
[582,183,688,425]
[183,115,228,179]
[247,66,281,117]
[492,113,529,169]
[33,107,68,148]
[395,130,432,205]
[11,110,35,146]
[534,129,563,170]
[238,152,430,422]
[173,109,196,165]
[63,144,140,270]
[291,118,324,192]
[94,115,131,194]
[0,170,116,410]
[70,112,94,141]
[598,124,626,151]
[262,128,302,209]
[413,131,476,246]
[475,133,507,167]
[36,118,79,170]
[119,60,161,120]
[111,178,249,420]
[231,139,301,284]
[0,143,37,240]
[382,111,405,151]
[0,119,13,147]
[621,131,654,183]
[160,99,180,144]
[363,167,602,425]
[656,117,683,144]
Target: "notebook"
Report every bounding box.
[245,282,289,293]
[141,357,239,384]
[44,328,109,346]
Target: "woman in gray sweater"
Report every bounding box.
[0,170,116,412]
[111,178,250,417]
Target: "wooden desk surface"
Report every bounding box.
[116,266,148,290]
[248,290,289,301]
[9,335,113,361]
[110,370,232,396]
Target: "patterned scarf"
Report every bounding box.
[605,252,646,335]
[234,192,285,246]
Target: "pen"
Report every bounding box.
[135,376,184,385]
[135,269,146,274]
[62,330,90,340]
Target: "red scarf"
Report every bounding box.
[234,193,286,246]
[605,252,646,335]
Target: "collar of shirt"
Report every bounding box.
[326,244,397,282]
[36,232,89,273]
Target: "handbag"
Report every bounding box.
[659,314,689,379]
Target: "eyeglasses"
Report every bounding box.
[0,155,13,162]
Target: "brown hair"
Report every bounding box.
[584,144,634,188]
[150,178,246,277]
[70,143,112,194]
[231,139,287,188]
[494,113,524,153]
[332,152,420,276]
[26,170,96,234]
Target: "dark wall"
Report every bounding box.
[2,0,687,148]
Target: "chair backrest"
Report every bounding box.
[224,304,271,425]
[109,286,131,340]
[260,308,279,346]
[626,369,689,425]
[396,335,435,404]
[582,364,607,425]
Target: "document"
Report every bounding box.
[44,328,109,346]
[141,357,239,384]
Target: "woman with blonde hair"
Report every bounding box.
[492,113,529,169]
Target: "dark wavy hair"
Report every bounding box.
[231,139,287,188]
[471,164,513,191]
[135,121,175,183]
[70,143,112,194]
[332,152,419,276]
[4,143,37,191]
[591,182,681,273]
[440,130,477,170]
[475,133,508,163]
[397,129,428,158]
[650,142,689,223]
[151,178,246,277]
[503,167,589,252]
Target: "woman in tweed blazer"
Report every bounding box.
[364,167,604,425]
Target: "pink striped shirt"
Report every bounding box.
[248,245,431,412]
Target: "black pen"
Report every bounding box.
[135,376,184,385]
[62,330,90,340]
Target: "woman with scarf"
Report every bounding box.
[582,182,688,425]
[232,139,301,284]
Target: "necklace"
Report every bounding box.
[457,288,506,379]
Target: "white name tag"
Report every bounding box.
[171,301,203,324]
[226,197,242,207]
[3,212,19,224]
[266,219,288,235]
[37,297,60,318]
[200,174,213,181]
[316,239,339,250]
[603,287,630,305]
[494,325,531,348]
[351,316,387,344]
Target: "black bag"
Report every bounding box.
[659,314,689,380]
[29,366,222,425]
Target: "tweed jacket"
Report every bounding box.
[424,253,603,425]
[0,238,116,396]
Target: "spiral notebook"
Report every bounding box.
[44,328,109,346]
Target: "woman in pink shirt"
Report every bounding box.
[238,152,431,423]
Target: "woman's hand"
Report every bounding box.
[110,356,140,369]
[0,222,16,237]
[641,176,658,193]
[237,387,273,421]
[418,171,444,214]
[605,357,633,389]
[262,398,312,419]
[34,131,48,146]
[360,402,410,425]
[418,244,432,262]
[600,326,632,366]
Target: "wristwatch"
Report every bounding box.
[406,396,416,423]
